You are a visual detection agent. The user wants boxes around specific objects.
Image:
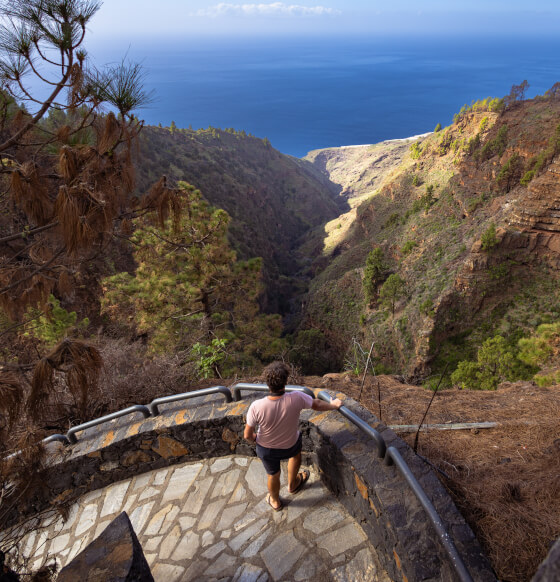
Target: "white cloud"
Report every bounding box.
[195,3,342,18]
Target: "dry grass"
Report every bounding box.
[96,339,200,411]
[304,373,560,582]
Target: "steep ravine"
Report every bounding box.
[300,98,560,379]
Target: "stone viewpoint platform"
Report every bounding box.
[22,456,389,581]
[4,387,500,582]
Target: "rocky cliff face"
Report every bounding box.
[301,98,560,378]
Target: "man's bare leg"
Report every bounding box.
[267,471,282,509]
[287,451,302,491]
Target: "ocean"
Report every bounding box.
[88,34,560,157]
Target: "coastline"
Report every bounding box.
[305,132,432,156]
[338,132,433,149]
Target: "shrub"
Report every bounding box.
[520,169,536,186]
[481,222,498,251]
[496,152,523,192]
[383,212,403,229]
[480,125,508,160]
[24,295,89,347]
[191,338,228,379]
[412,185,436,213]
[420,297,434,317]
[517,322,560,387]
[466,134,481,155]
[401,240,418,255]
[410,141,422,159]
[451,335,530,390]
[479,116,489,132]
[434,122,442,132]
[520,124,560,185]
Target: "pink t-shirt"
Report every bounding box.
[246,391,313,449]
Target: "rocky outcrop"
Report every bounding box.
[510,158,560,233]
[57,512,153,582]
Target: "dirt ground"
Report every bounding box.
[288,373,560,582]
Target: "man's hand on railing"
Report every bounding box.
[311,397,343,411]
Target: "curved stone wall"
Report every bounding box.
[14,390,496,582]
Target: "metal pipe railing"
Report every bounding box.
[148,386,232,415]
[67,405,151,444]
[320,391,386,458]
[232,382,315,401]
[46,386,235,447]
[316,389,473,582]
[42,434,71,446]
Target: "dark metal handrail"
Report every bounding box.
[316,389,473,582]
[148,386,232,415]
[67,405,151,444]
[232,382,315,401]
[335,399,386,458]
[42,434,71,446]
[46,386,235,447]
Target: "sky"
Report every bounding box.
[87,0,560,40]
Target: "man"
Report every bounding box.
[244,361,343,511]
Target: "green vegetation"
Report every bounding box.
[518,322,560,386]
[496,152,523,192]
[420,298,434,317]
[363,248,387,302]
[401,240,418,255]
[481,222,498,251]
[434,123,442,132]
[480,125,508,160]
[412,184,436,212]
[192,338,228,379]
[520,123,560,185]
[24,295,89,347]
[453,97,505,123]
[410,141,422,159]
[379,274,406,315]
[102,182,282,374]
[451,335,534,390]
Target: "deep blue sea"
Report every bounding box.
[89,34,560,157]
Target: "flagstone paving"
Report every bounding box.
[21,455,392,582]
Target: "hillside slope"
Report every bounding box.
[302,98,560,379]
[133,127,345,313]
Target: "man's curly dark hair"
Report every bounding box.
[263,361,290,393]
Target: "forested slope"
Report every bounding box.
[133,126,346,313]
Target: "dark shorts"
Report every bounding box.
[256,433,302,475]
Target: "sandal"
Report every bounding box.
[266,494,284,512]
[289,470,310,494]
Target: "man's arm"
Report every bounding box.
[311,397,343,412]
[244,423,257,442]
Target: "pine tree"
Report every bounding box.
[0,0,154,320]
[363,248,387,303]
[102,182,282,374]
[379,274,406,315]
